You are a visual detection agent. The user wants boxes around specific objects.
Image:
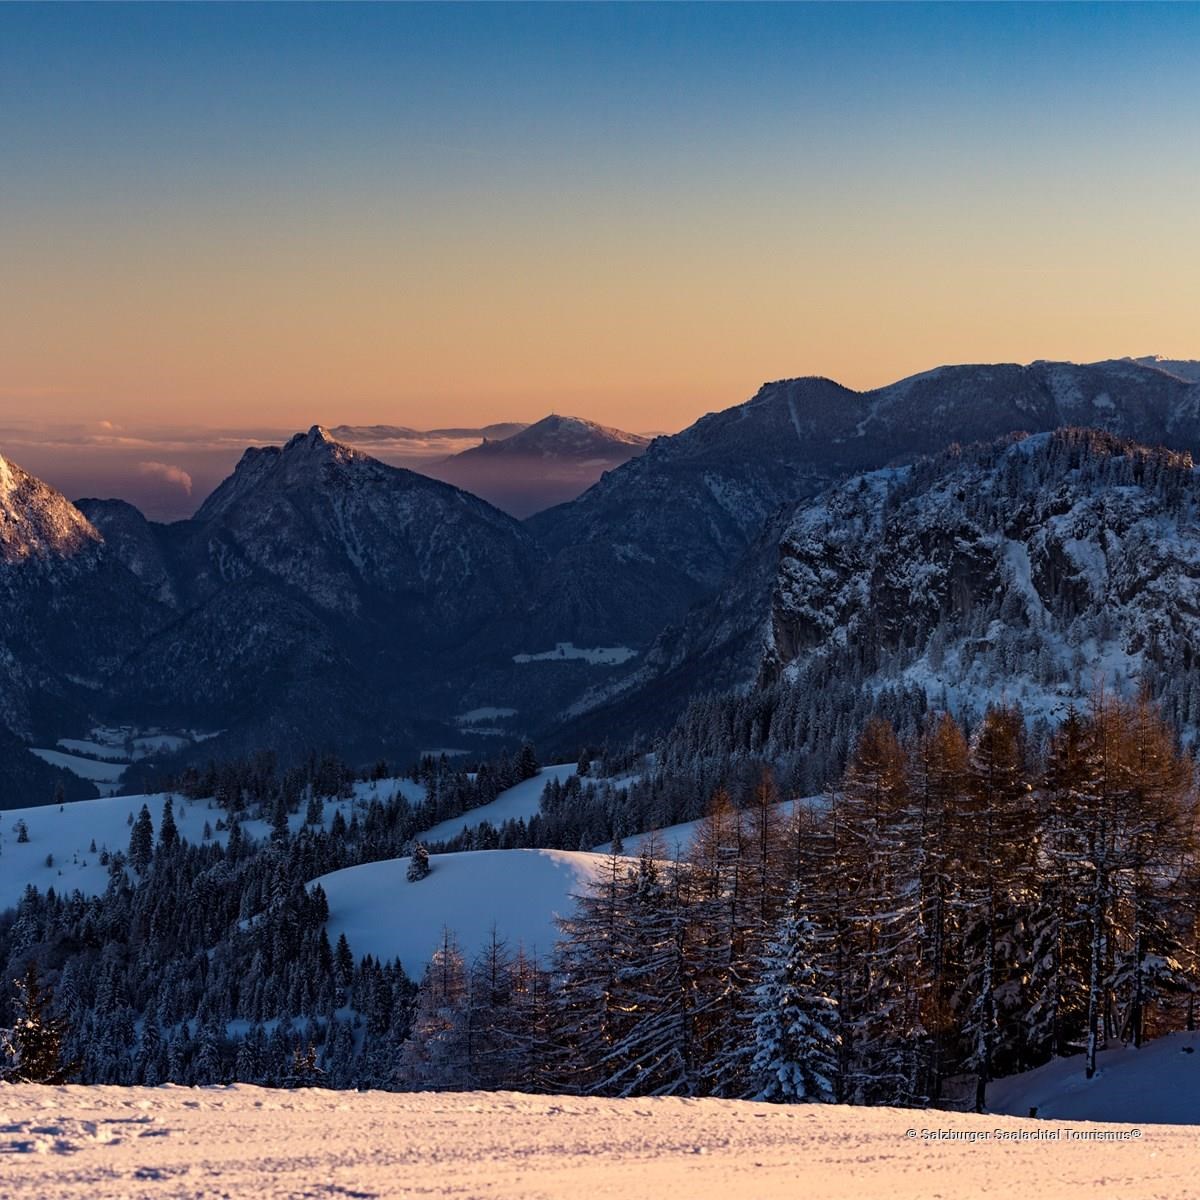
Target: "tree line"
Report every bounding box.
[399,695,1198,1107]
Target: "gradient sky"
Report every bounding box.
[2,2,1199,447]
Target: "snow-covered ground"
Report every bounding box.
[420,763,576,844]
[593,796,823,857]
[28,747,128,794]
[1,1086,1189,1199]
[513,641,637,665]
[989,1030,1200,1125]
[0,777,425,913]
[313,847,613,975]
[453,706,520,735]
[29,726,225,796]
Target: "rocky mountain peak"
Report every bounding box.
[0,451,102,566]
[283,424,338,453]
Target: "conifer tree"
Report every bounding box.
[129,805,154,873]
[752,887,840,1103]
[159,796,179,851]
[2,963,72,1083]
[836,718,917,1105]
[908,712,969,1102]
[407,844,431,882]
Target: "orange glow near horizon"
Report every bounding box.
[4,197,1198,436]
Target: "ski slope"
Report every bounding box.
[989,1030,1200,1125]
[0,777,425,914]
[313,847,614,975]
[1,1086,1189,1200]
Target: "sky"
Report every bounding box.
[2,2,1199,515]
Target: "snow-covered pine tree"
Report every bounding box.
[407,843,431,882]
[596,852,699,1096]
[158,796,179,851]
[751,886,840,1103]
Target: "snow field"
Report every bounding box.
[1,1086,1192,1199]
[988,1029,1200,1124]
[513,642,638,665]
[28,748,128,794]
[0,777,425,913]
[313,847,616,976]
[420,763,576,844]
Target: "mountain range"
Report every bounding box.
[3,356,1200,798]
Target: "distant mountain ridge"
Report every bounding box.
[330,422,528,443]
[422,415,651,517]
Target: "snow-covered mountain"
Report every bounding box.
[527,359,1200,648]
[761,428,1200,718]
[603,428,1200,789]
[8,359,1200,788]
[0,451,102,567]
[113,427,547,760]
[0,454,169,796]
[183,425,542,626]
[422,415,651,517]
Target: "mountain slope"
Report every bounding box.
[422,415,650,517]
[0,453,168,731]
[108,427,547,758]
[0,453,172,795]
[761,428,1200,717]
[527,359,1200,649]
[315,847,618,977]
[630,428,1200,793]
[183,425,542,633]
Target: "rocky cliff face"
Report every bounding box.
[762,428,1200,723]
